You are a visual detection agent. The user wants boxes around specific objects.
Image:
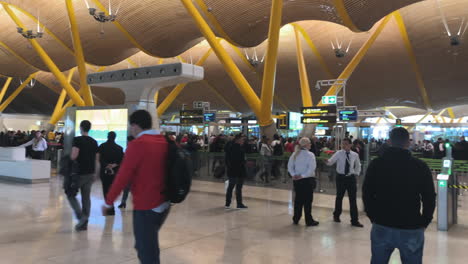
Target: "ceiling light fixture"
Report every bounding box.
[20,78,37,89]
[436,0,466,46]
[84,0,119,23]
[17,11,44,39]
[331,36,353,58]
[244,48,265,67]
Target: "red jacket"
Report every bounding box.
[106,134,168,210]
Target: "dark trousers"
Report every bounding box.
[272,159,282,178]
[334,174,359,223]
[31,150,44,160]
[121,185,131,204]
[225,177,244,206]
[293,177,316,224]
[67,174,94,221]
[133,208,170,264]
[100,173,115,202]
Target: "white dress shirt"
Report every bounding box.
[327,149,361,176]
[21,138,48,151]
[288,149,316,178]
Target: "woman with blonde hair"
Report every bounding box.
[288,137,318,226]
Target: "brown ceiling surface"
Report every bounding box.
[0,0,468,118]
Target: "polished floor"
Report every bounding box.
[1,177,468,264]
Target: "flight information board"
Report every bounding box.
[339,110,358,122]
[180,117,204,124]
[301,106,337,115]
[301,116,336,124]
[180,109,204,117]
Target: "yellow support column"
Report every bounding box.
[229,43,290,112]
[157,49,213,116]
[50,68,77,125]
[259,0,283,126]
[394,11,432,111]
[318,15,392,106]
[65,0,94,106]
[333,0,361,32]
[0,77,13,103]
[2,4,85,107]
[292,23,334,78]
[181,0,261,116]
[0,73,36,112]
[294,26,313,107]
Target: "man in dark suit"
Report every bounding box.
[225,134,248,209]
[96,131,124,215]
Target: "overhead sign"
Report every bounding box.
[180,109,203,117]
[276,114,289,129]
[301,116,336,124]
[301,106,337,115]
[339,110,358,122]
[321,96,337,105]
[204,113,216,122]
[396,118,402,127]
[180,117,204,124]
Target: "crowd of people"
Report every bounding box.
[414,137,468,160]
[1,117,465,264]
[0,130,64,160]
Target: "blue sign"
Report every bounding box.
[339,110,358,122]
[204,113,216,122]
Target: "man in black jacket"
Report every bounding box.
[363,127,436,264]
[225,134,248,209]
[96,132,124,215]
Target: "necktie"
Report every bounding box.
[345,152,350,175]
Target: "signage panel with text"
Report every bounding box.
[301,106,337,115]
[301,116,337,124]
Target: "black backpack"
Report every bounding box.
[165,140,193,203]
[273,142,284,156]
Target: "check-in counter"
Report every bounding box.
[0,147,51,184]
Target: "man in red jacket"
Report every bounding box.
[102,110,169,264]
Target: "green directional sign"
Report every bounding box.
[322,96,337,105]
[439,180,447,187]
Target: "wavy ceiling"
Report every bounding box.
[0,0,467,118]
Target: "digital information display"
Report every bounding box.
[301,116,336,124]
[339,110,358,122]
[75,109,128,151]
[180,117,204,124]
[276,114,289,129]
[289,112,303,131]
[204,113,216,122]
[180,109,204,117]
[301,106,337,115]
[229,119,242,124]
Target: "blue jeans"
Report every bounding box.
[133,208,170,264]
[371,224,425,264]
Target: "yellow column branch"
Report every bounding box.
[259,0,283,126]
[0,77,13,104]
[2,4,85,107]
[181,0,261,116]
[294,25,313,107]
[0,73,36,112]
[317,14,392,106]
[66,0,94,106]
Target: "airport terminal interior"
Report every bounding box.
[0,0,468,263]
